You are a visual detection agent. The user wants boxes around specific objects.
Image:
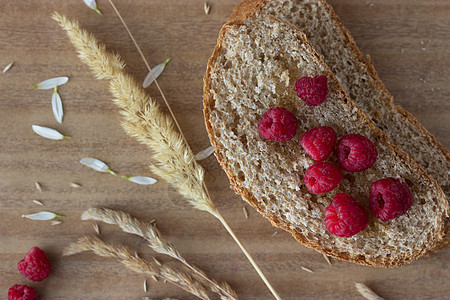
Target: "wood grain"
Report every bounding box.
[0,0,448,299]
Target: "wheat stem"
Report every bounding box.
[215,212,281,300]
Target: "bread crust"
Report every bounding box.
[229,0,450,248]
[203,15,448,267]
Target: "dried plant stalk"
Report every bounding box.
[82,207,237,300]
[54,11,280,299]
[52,12,214,216]
[64,236,210,300]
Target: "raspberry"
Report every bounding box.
[304,162,342,194]
[369,177,413,222]
[336,134,378,172]
[301,126,337,161]
[258,107,298,142]
[294,75,328,106]
[17,247,50,282]
[8,284,38,300]
[325,193,369,237]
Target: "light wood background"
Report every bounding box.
[1,0,449,299]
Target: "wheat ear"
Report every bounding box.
[82,207,237,300]
[63,236,210,300]
[53,12,280,300]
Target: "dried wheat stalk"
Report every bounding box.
[82,207,237,300]
[53,12,279,299]
[64,236,210,300]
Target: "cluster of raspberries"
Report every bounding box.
[257,75,413,237]
[8,247,51,300]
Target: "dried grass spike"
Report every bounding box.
[64,236,210,300]
[52,12,124,80]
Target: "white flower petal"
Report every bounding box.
[32,125,69,140]
[125,176,157,185]
[22,211,63,220]
[195,145,215,160]
[143,58,171,88]
[83,0,102,15]
[52,86,64,123]
[30,76,69,90]
[80,158,110,173]
[3,62,14,73]
[204,2,211,15]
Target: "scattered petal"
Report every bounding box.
[195,145,215,160]
[151,275,158,282]
[3,62,14,73]
[30,76,69,90]
[32,125,70,140]
[80,158,116,175]
[271,231,278,238]
[22,211,64,220]
[323,254,332,266]
[83,0,102,15]
[144,279,148,292]
[32,200,44,206]
[70,182,81,188]
[122,176,157,185]
[355,283,384,300]
[301,266,314,273]
[52,85,64,123]
[35,182,43,192]
[243,207,249,219]
[93,223,100,235]
[143,58,171,88]
[204,2,211,15]
[51,220,63,226]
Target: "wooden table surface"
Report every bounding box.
[1,0,449,299]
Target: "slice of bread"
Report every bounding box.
[203,15,449,267]
[229,0,450,247]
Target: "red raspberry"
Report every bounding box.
[325,193,369,237]
[17,247,50,282]
[369,177,413,222]
[258,107,298,142]
[294,75,328,106]
[8,284,38,300]
[301,126,337,161]
[304,161,342,194]
[336,134,378,172]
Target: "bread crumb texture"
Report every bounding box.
[204,16,448,267]
[259,0,449,199]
